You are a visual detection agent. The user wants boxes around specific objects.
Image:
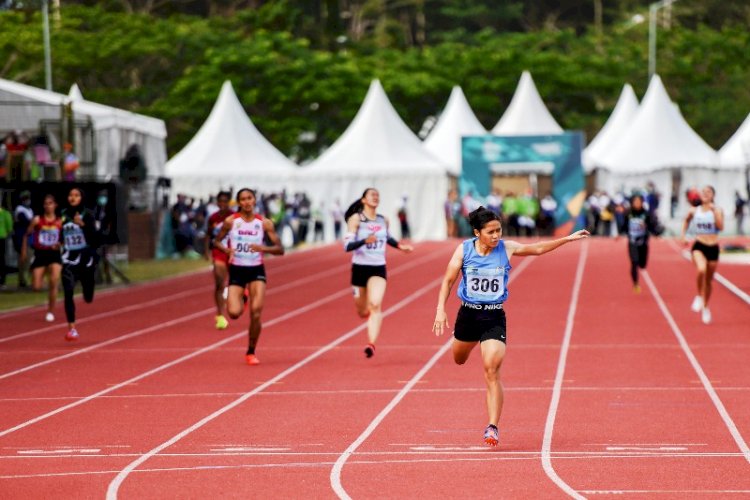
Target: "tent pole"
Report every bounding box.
[42,0,53,91]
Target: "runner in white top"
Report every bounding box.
[681,185,724,324]
[213,188,284,365]
[343,188,413,358]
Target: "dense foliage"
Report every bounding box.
[1,1,749,160]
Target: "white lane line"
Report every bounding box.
[541,241,588,500]
[0,285,349,439]
[0,250,346,343]
[330,257,533,500]
[666,239,750,306]
[105,276,443,500]
[330,341,452,500]
[642,270,750,465]
[0,260,360,381]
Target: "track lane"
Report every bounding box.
[550,237,750,496]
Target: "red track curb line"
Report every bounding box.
[541,240,588,500]
[104,277,444,500]
[642,269,750,465]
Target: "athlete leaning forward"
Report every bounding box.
[433,206,589,446]
[213,188,284,365]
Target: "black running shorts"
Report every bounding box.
[454,303,507,344]
[691,240,719,262]
[351,264,387,287]
[228,264,266,287]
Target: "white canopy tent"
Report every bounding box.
[0,78,167,179]
[492,71,563,135]
[719,113,750,170]
[166,81,296,201]
[298,79,449,241]
[423,86,486,177]
[598,75,720,222]
[583,84,639,173]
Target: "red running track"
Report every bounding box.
[0,238,748,499]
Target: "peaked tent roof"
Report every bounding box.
[583,84,639,172]
[303,79,448,176]
[599,75,717,173]
[0,78,165,137]
[718,113,750,168]
[166,80,296,178]
[69,83,84,102]
[492,71,563,136]
[423,86,487,177]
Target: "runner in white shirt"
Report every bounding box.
[213,188,284,365]
[343,188,413,358]
[681,185,723,324]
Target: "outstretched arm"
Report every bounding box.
[505,229,589,258]
[433,244,464,336]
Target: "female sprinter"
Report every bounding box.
[205,190,234,330]
[432,206,588,446]
[344,188,413,358]
[681,185,723,324]
[21,194,63,322]
[213,188,283,365]
[60,187,100,341]
[620,194,662,293]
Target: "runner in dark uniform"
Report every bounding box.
[60,188,99,341]
[213,188,284,365]
[433,206,588,446]
[21,194,63,322]
[619,194,662,293]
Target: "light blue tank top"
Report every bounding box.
[457,239,511,304]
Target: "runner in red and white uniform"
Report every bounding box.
[21,194,63,322]
[205,190,234,330]
[343,188,413,358]
[213,188,284,365]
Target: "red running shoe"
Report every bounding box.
[65,328,79,342]
[484,425,499,447]
[245,354,260,366]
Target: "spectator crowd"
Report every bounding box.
[169,189,344,257]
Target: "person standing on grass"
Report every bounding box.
[432,206,588,447]
[344,188,413,358]
[60,187,100,341]
[213,188,283,365]
[205,190,234,330]
[21,194,63,322]
[618,194,662,294]
[681,185,723,325]
[0,199,13,290]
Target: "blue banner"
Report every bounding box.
[461,133,586,233]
